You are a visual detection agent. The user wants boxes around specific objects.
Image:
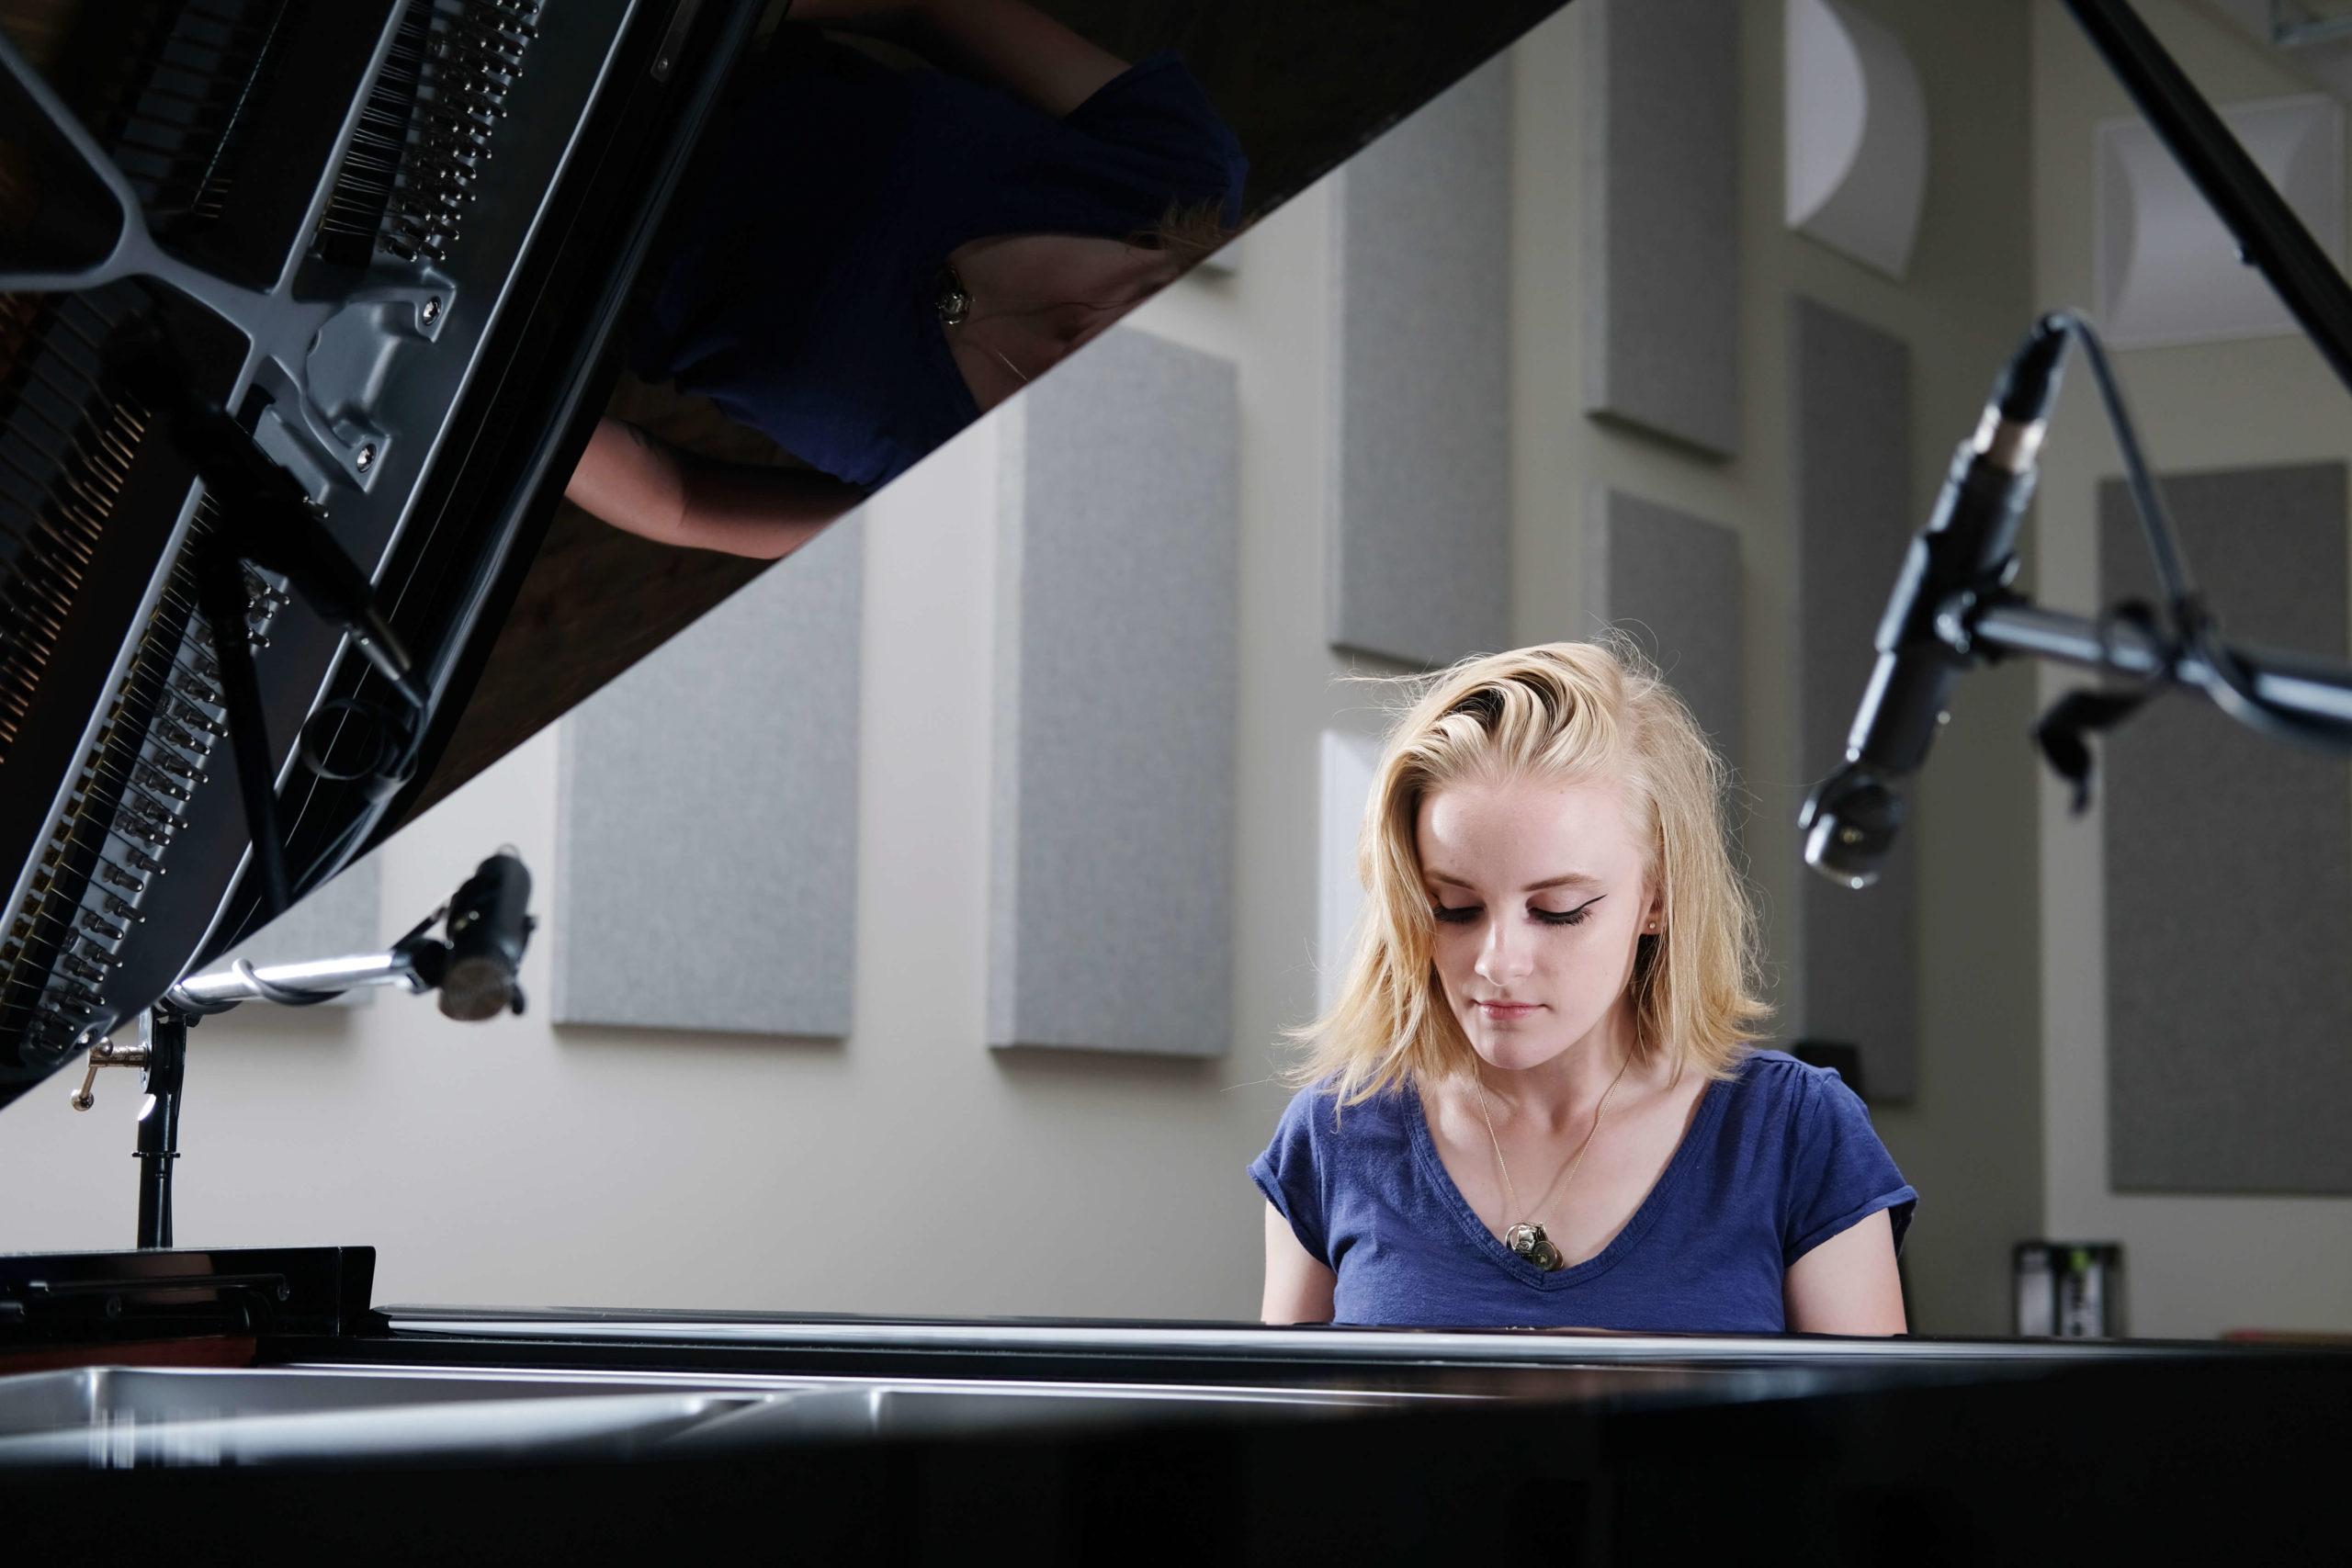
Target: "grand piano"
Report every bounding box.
[1,0,2346,1557]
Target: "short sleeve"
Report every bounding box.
[1062,51,1250,227]
[1249,1085,1332,1264]
[1782,1068,1917,1267]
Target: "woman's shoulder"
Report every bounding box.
[1052,51,1250,223]
[1065,51,1228,139]
[1714,1047,1870,1128]
[1251,1073,1418,1229]
[1711,1047,1898,1186]
[1720,1049,1914,1256]
[1265,1073,1419,1147]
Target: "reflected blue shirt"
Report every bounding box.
[630,30,1248,491]
[1247,1050,1917,1333]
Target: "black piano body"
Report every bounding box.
[0,1245,2346,1560]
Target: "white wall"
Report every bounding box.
[2031,0,2352,1337]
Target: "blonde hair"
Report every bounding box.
[1135,197,1239,274]
[1289,637,1770,1106]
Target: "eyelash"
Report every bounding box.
[1430,896,1603,928]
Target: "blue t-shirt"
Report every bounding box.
[1248,1049,1917,1333]
[631,29,1249,490]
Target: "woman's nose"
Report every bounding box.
[1473,917,1532,983]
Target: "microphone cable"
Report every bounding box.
[2045,309,2352,759]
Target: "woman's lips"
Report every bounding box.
[1475,1000,1542,1021]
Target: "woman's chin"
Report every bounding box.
[1468,1031,1572,1073]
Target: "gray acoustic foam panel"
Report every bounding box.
[1583,488,1746,778]
[1581,0,1741,457]
[1790,297,1917,1100]
[553,521,864,1036]
[989,327,1239,1055]
[2100,463,2352,1193]
[205,853,384,1009]
[1328,57,1510,670]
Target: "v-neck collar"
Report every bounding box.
[1403,1067,1732,1292]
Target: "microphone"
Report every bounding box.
[1800,315,2074,888]
[436,849,536,1021]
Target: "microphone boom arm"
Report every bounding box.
[164,942,447,1016]
[163,848,535,1020]
[1962,603,2352,729]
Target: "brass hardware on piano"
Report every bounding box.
[64,1032,143,1111]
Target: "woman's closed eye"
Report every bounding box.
[1430,895,1604,926]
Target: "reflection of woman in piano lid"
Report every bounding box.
[1253,641,1917,1336]
[564,0,1248,558]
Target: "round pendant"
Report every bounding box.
[1505,1221,1566,1272]
[933,269,972,327]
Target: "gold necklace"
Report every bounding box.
[972,334,1032,389]
[1470,1052,1634,1272]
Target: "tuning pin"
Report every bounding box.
[135,763,191,804]
[155,718,209,757]
[446,79,508,113]
[454,11,535,47]
[240,567,288,610]
[111,814,168,852]
[169,696,227,739]
[169,669,223,708]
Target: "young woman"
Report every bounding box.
[565,0,1248,558]
[1252,641,1915,1335]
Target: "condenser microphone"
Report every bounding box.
[1801,315,2074,888]
[437,849,535,1021]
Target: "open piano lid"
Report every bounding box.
[0,0,764,1115]
[0,0,1571,1119]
